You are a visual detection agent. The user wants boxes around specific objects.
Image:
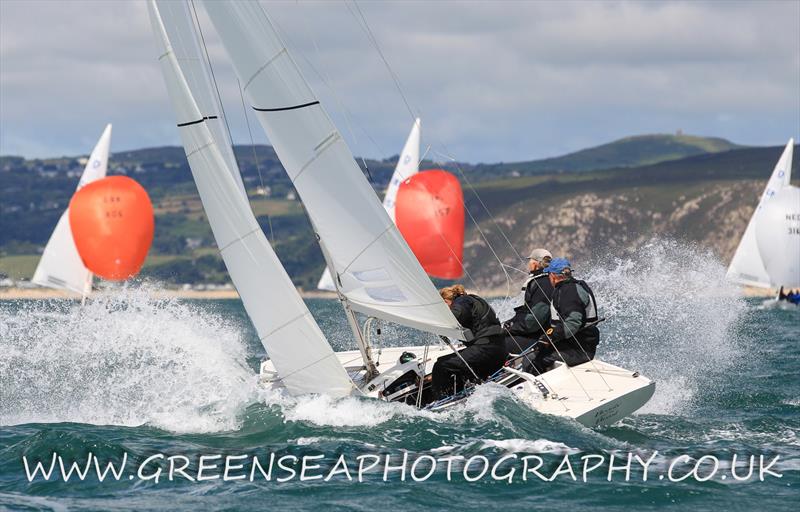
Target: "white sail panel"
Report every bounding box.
[32,124,112,295]
[383,118,421,221]
[154,0,245,198]
[31,211,92,295]
[203,1,465,340]
[727,139,794,288]
[148,1,354,396]
[317,267,336,292]
[755,186,800,288]
[317,118,421,291]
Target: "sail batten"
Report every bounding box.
[203,1,465,339]
[148,0,354,397]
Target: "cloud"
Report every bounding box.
[1,0,798,162]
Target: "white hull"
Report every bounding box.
[260,345,655,427]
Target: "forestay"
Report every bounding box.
[726,139,794,288]
[148,1,354,397]
[203,1,466,340]
[153,0,245,198]
[317,117,421,291]
[32,124,112,296]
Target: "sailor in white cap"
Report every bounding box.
[502,248,554,354]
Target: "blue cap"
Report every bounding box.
[545,257,571,275]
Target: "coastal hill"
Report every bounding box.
[1,134,796,289]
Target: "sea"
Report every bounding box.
[1,241,798,511]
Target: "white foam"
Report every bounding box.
[480,438,578,454]
[0,285,257,433]
[257,381,516,428]
[582,239,748,416]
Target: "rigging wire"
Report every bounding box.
[272,3,384,183]
[237,78,275,243]
[190,0,276,243]
[343,0,608,396]
[188,0,236,160]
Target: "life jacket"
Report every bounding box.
[550,279,598,324]
[514,270,548,306]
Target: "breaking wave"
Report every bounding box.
[0,286,257,433]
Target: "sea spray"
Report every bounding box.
[584,239,747,414]
[0,285,256,433]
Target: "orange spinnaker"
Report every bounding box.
[69,176,154,280]
[395,169,464,279]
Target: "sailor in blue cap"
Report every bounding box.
[526,258,601,375]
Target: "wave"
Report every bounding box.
[0,285,257,433]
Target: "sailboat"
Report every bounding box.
[727,139,800,301]
[32,124,112,301]
[148,0,654,427]
[317,118,422,291]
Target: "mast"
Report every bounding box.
[318,236,378,378]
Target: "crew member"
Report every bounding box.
[503,248,554,354]
[432,285,508,399]
[529,258,600,374]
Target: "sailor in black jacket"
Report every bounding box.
[432,285,508,399]
[503,248,554,354]
[529,258,600,375]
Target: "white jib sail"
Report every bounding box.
[726,139,794,288]
[148,1,354,397]
[32,123,112,295]
[153,0,245,199]
[203,1,465,340]
[317,117,421,291]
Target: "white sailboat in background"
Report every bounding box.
[32,124,112,301]
[727,139,799,295]
[149,0,654,427]
[317,118,421,291]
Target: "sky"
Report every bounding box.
[1,0,798,164]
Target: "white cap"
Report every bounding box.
[528,248,552,263]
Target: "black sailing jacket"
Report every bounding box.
[450,294,504,345]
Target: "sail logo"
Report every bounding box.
[92,159,101,168]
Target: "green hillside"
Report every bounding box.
[471,133,742,177]
[1,137,794,290]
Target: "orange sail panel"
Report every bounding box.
[68,176,154,280]
[395,170,464,279]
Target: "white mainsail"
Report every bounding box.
[148,0,354,396]
[153,0,245,198]
[317,117,421,291]
[203,1,465,340]
[726,139,794,288]
[32,124,112,296]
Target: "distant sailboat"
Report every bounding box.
[317,118,422,291]
[32,124,112,301]
[727,139,799,292]
[149,0,654,426]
